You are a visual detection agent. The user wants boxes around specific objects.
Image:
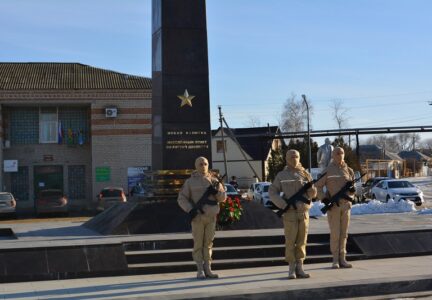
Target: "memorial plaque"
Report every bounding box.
[152,0,212,170]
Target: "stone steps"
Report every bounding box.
[123,234,365,275]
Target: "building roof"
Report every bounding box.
[0,63,151,90]
[357,144,402,162]
[398,150,431,161]
[212,126,281,160]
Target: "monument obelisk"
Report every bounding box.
[152,0,212,170]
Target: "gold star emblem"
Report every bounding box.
[177,89,195,107]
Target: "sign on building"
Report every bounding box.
[4,160,18,172]
[95,167,111,182]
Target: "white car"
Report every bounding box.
[370,179,424,206]
[254,182,274,208]
[247,182,267,201]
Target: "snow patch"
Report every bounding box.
[309,198,416,217]
[418,208,432,215]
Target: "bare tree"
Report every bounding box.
[330,99,349,129]
[244,115,262,128]
[420,138,432,150]
[280,93,313,133]
[366,135,388,150]
[396,133,411,150]
[365,134,400,153]
[396,133,421,151]
[411,133,421,150]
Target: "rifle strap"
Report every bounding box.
[200,198,218,206]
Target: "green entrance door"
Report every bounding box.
[34,165,64,197]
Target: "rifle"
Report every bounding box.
[276,172,326,217]
[321,173,366,214]
[190,173,226,218]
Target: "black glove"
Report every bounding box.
[303,181,313,190]
[207,184,219,195]
[321,198,330,205]
[189,208,198,220]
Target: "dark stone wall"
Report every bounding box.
[0,244,127,283]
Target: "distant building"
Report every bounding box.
[211,126,283,187]
[357,145,402,178]
[0,63,152,212]
[357,145,402,162]
[398,150,432,176]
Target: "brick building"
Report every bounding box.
[0,63,152,212]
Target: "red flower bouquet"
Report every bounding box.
[217,196,243,226]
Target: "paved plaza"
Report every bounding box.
[0,255,431,299]
[0,212,432,299]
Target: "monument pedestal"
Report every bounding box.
[83,200,283,235]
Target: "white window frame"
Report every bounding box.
[39,107,58,144]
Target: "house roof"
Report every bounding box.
[357,144,402,161]
[398,150,431,161]
[0,63,151,90]
[212,126,281,160]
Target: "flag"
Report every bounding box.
[58,121,63,144]
[78,129,84,145]
[67,128,73,145]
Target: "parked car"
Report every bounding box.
[97,187,127,211]
[224,184,241,199]
[35,189,68,215]
[254,182,275,208]
[353,171,365,203]
[247,182,267,201]
[362,177,391,201]
[370,179,424,206]
[0,192,16,216]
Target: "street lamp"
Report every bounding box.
[302,94,312,173]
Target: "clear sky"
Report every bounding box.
[1,0,432,144]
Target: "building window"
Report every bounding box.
[39,108,58,143]
[58,108,89,145]
[10,108,39,144]
[8,106,88,145]
[68,165,86,199]
[216,140,226,153]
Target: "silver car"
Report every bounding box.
[370,179,424,206]
[0,192,16,215]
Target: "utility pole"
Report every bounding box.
[302,94,312,173]
[218,106,228,181]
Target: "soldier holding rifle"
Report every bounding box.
[177,157,226,279]
[269,150,317,279]
[315,146,355,269]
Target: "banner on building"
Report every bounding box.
[127,166,151,195]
